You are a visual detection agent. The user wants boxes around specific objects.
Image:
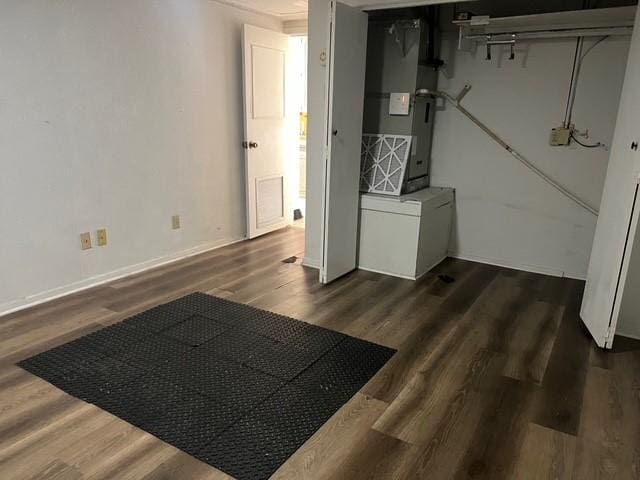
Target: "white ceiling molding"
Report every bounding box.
[212,0,472,22]
[213,0,308,21]
[284,19,309,35]
[349,0,474,9]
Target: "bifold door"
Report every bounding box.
[319,1,368,284]
[581,6,640,348]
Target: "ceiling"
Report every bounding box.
[219,0,476,20]
[220,0,309,20]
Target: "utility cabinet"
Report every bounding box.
[362,17,440,194]
[358,187,454,280]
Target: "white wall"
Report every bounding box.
[431,33,630,279]
[0,0,282,313]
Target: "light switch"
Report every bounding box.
[389,92,411,116]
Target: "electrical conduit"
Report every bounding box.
[416,87,600,216]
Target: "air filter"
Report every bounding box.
[360,134,412,196]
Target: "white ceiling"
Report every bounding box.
[220,0,309,20]
[219,0,467,21]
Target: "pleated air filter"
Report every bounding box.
[360,134,412,196]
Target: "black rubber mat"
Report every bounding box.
[17,292,396,480]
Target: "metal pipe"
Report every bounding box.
[486,39,516,45]
[564,37,585,128]
[415,88,599,216]
[464,26,632,41]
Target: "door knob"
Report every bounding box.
[632,141,638,151]
[332,129,338,136]
[242,141,259,149]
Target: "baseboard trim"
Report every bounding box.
[0,235,246,317]
[615,329,640,341]
[448,251,587,281]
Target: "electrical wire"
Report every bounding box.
[564,33,609,147]
[571,133,603,149]
[563,0,606,129]
[580,35,609,61]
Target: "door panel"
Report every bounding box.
[581,6,640,348]
[242,25,290,239]
[320,1,368,284]
[251,45,285,119]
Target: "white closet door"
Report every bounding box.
[319,1,368,284]
[581,7,640,348]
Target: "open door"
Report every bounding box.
[319,1,368,284]
[581,6,640,348]
[242,25,290,239]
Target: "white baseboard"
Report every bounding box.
[448,251,587,281]
[302,256,320,269]
[615,329,640,341]
[0,235,246,317]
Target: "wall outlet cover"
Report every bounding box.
[97,229,108,246]
[80,232,92,250]
[172,215,181,230]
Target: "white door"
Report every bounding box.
[581,6,640,348]
[242,25,291,239]
[319,1,368,284]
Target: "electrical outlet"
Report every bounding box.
[97,228,108,246]
[80,232,92,250]
[172,215,181,230]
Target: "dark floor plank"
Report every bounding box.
[453,376,535,480]
[530,283,591,436]
[573,350,640,478]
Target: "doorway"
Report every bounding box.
[241,26,307,240]
[287,35,308,229]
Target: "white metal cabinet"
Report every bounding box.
[358,187,454,280]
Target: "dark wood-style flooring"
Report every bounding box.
[1,226,639,479]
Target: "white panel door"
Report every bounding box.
[242,25,291,239]
[581,7,640,348]
[319,1,368,284]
